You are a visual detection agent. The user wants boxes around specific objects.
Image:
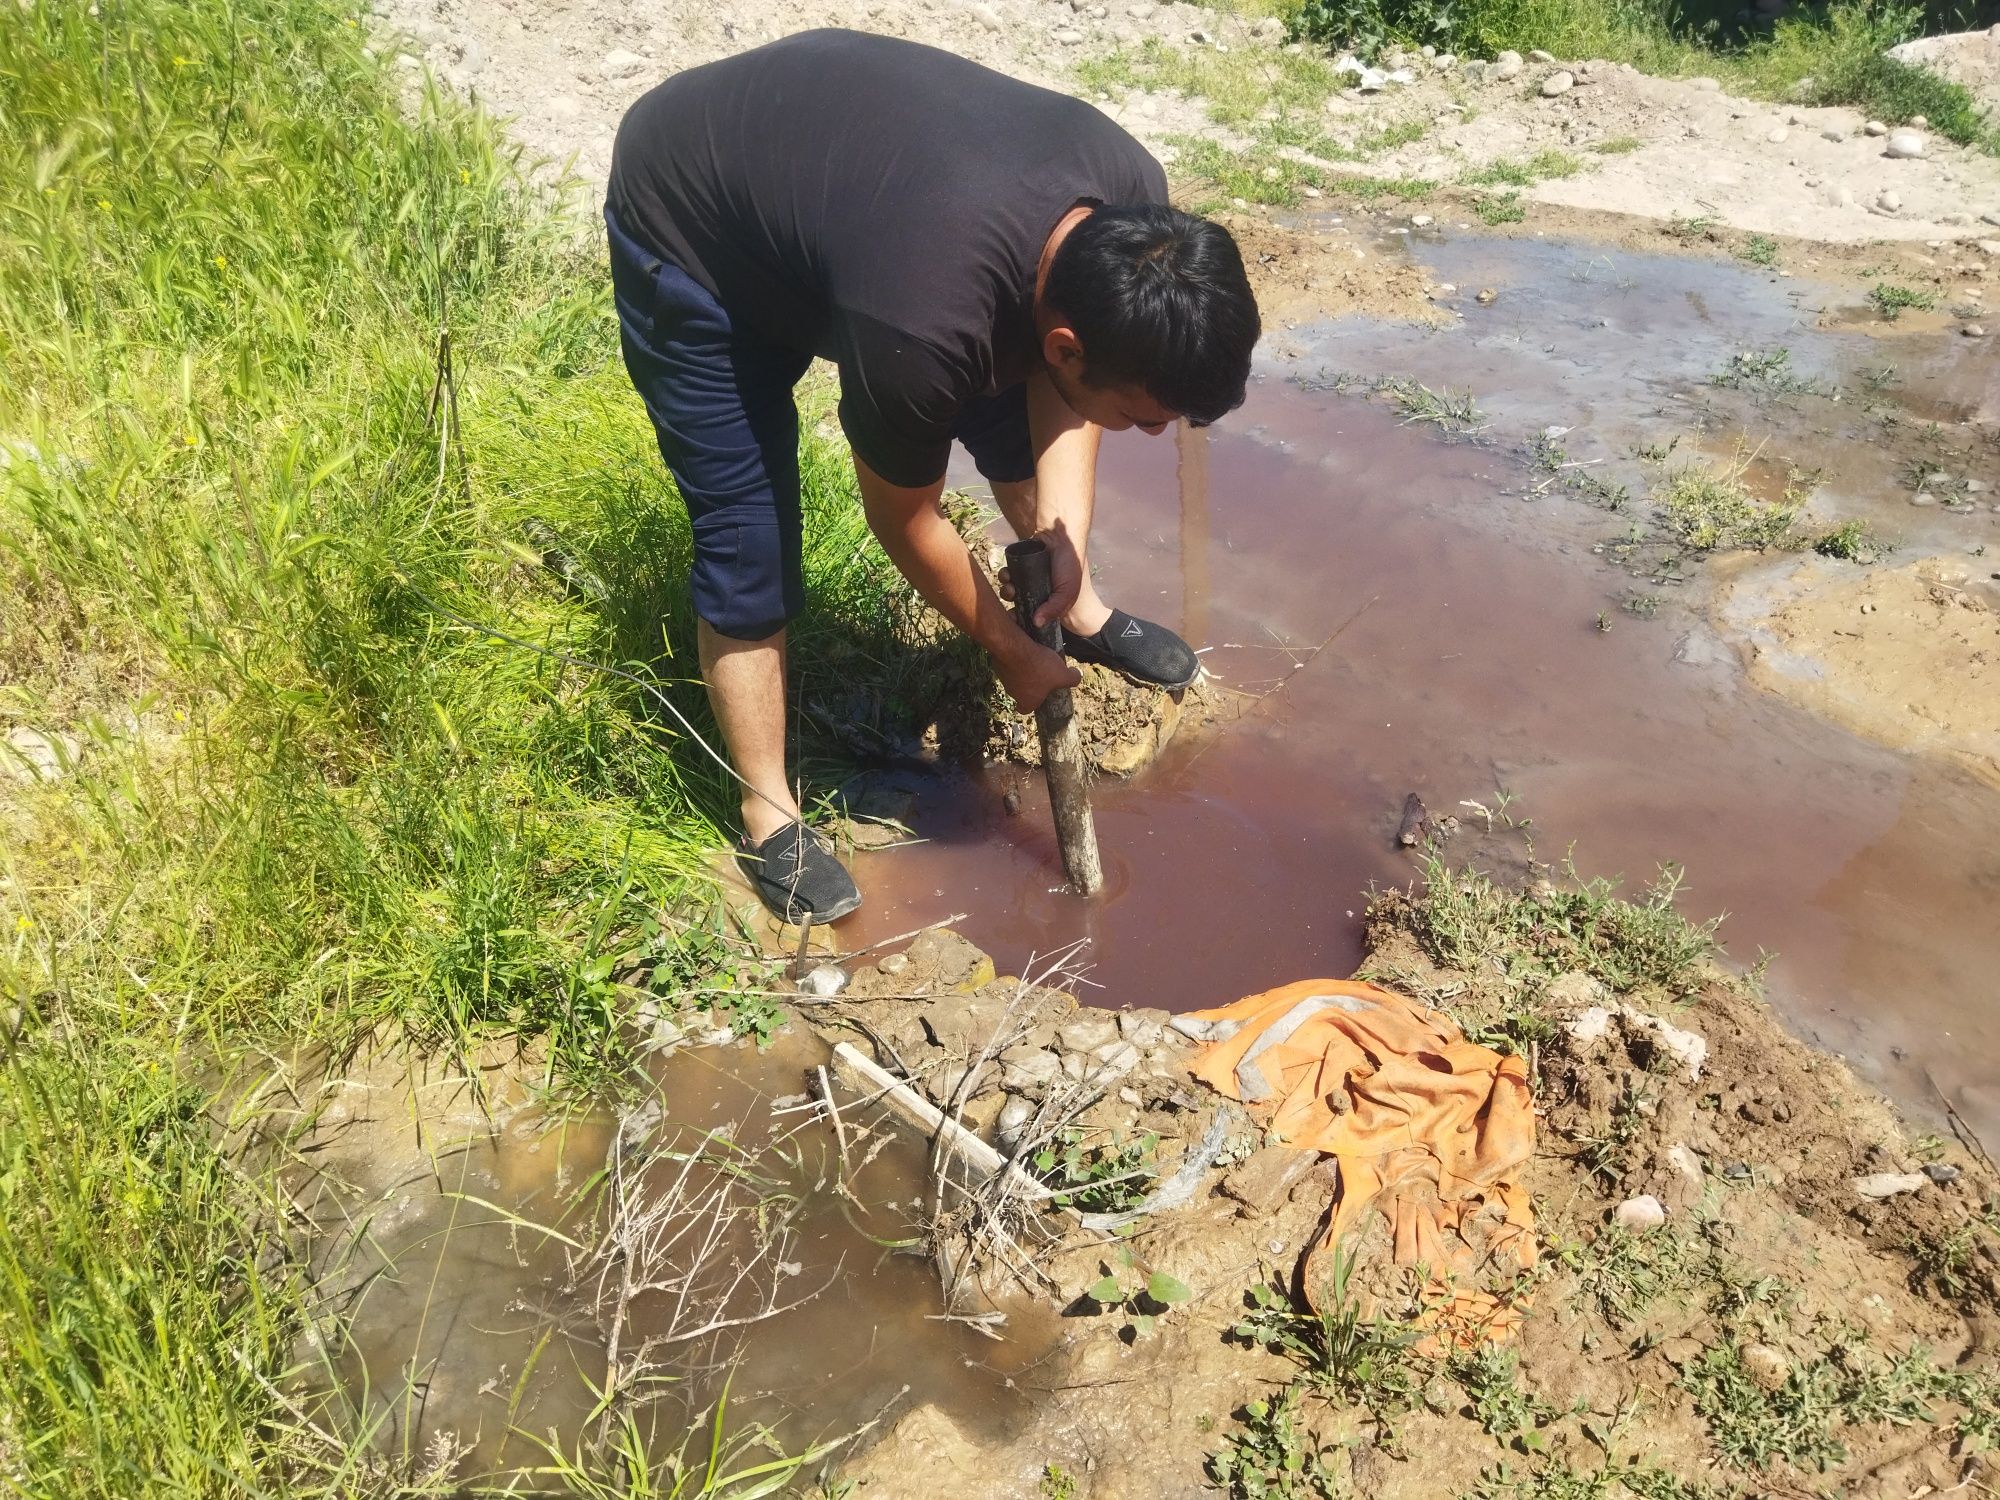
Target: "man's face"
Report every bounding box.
[1045,358,1178,435]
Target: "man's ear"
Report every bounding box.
[1040,324,1086,372]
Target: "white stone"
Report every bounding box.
[1853,1172,1928,1199]
[1766,127,1788,143]
[1878,189,1902,212]
[1615,1195,1667,1231]
[1411,213,1433,226]
[967,1,1003,29]
[1967,325,1989,338]
[1493,52,1523,81]
[878,951,910,975]
[1052,26,1084,43]
[1058,1015,1119,1053]
[1002,1050,1062,1090]
[996,1096,1035,1154]
[1909,114,1928,128]
[1541,70,1574,97]
[1863,119,1889,136]
[1821,127,1846,142]
[1665,1144,1705,1184]
[1885,128,1927,159]
[599,48,645,78]
[798,964,847,997]
[1088,1040,1142,1076]
[1528,47,1555,62]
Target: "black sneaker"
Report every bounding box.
[734,822,862,924]
[1061,609,1200,691]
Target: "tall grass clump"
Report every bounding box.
[0,0,902,1490]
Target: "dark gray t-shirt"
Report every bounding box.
[606,29,1169,488]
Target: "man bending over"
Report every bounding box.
[606,28,1261,924]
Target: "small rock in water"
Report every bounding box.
[1528,47,1556,62]
[1922,1161,1962,1184]
[1615,1195,1667,1231]
[799,964,848,997]
[1853,1171,1929,1199]
[1476,287,1498,304]
[1864,119,1889,136]
[1541,70,1574,96]
[1884,128,1927,159]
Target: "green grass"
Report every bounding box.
[1867,282,1941,320]
[1592,135,1645,154]
[0,0,912,1490]
[1475,191,1530,224]
[1656,462,1801,552]
[1736,233,1779,267]
[1463,150,1585,187]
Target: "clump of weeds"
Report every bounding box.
[1867,282,1939,320]
[1709,346,1822,399]
[1811,519,1879,563]
[1034,1127,1160,1213]
[1206,1384,1347,1499]
[1476,191,1529,225]
[1656,460,1800,552]
[1736,234,1779,267]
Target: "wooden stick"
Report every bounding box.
[1005,538,1104,896]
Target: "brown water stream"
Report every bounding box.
[841,232,2000,1146]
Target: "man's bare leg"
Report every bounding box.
[991,476,1112,636]
[698,619,800,842]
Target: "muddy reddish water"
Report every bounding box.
[840,233,2000,1147]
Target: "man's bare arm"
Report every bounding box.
[1019,368,1105,628]
[853,454,1080,712]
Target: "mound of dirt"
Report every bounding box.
[824,870,1999,1499]
[1727,556,2000,788]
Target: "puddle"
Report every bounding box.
[273,1031,1046,1486]
[838,232,2000,1146]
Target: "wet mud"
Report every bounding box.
[836,232,2000,1147]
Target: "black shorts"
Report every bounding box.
[607,206,1034,640]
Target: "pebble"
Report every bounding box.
[1058,1015,1118,1053]
[1910,114,1928,128]
[1614,1194,1667,1231]
[599,48,645,78]
[1722,1161,1753,1181]
[1885,128,1927,159]
[1088,1039,1142,1076]
[1052,26,1085,43]
[968,1,1003,30]
[878,951,910,975]
[1822,126,1847,142]
[1743,1343,1791,1391]
[1301,185,1323,199]
[1912,492,1938,506]
[1923,1161,1962,1184]
[1878,189,1902,212]
[1411,213,1433,226]
[1541,70,1575,97]
[1966,324,1988,337]
[996,1096,1035,1154]
[1493,51,1524,81]
[1968,478,1991,493]
[1853,1171,1929,1199]
[1864,119,1889,136]
[798,964,847,997]
[1528,47,1556,62]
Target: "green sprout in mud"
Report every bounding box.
[1039,1463,1080,1499]
[1666,214,1719,242]
[1867,282,1939,320]
[1233,1256,1426,1416]
[1811,519,1878,563]
[1623,592,1663,618]
[1658,463,1799,552]
[1085,1248,1192,1340]
[1709,346,1823,399]
[1451,1343,1572,1453]
[1902,1201,2000,1301]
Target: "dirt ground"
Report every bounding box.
[1725,557,2000,789]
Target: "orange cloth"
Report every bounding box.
[1187,979,1536,1343]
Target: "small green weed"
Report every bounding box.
[1665,214,1718,243]
[1903,1202,2000,1300]
[1708,346,1822,398]
[1040,1464,1079,1499]
[1736,234,1779,267]
[1811,519,1877,562]
[1085,1250,1193,1340]
[1463,150,1584,186]
[1658,463,1799,552]
[1233,1255,1426,1417]
[1451,1344,1569,1452]
[1867,283,1940,320]
[1476,192,1528,225]
[1592,136,1644,155]
[1034,1128,1160,1214]
[1206,1384,1345,1499]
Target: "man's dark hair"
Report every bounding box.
[1043,204,1259,426]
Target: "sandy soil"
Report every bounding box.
[1726,556,2000,789]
